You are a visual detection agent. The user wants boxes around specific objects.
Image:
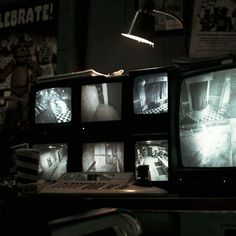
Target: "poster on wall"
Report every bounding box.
[189,0,236,58]
[138,0,183,31]
[0,0,58,130]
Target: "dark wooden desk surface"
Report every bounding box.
[2,187,236,236]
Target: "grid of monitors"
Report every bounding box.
[29,70,172,186]
[78,75,133,175]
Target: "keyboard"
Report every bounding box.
[38,172,168,197]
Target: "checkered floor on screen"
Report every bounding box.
[179,94,228,123]
[143,103,168,114]
[180,105,225,123]
[53,108,71,123]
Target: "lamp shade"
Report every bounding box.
[122,10,155,47]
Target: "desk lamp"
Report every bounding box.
[121,0,183,47]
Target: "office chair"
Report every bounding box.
[49,207,143,236]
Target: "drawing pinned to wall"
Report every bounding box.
[189,0,236,57]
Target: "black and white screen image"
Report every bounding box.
[82,142,124,172]
[133,73,168,114]
[32,143,68,181]
[179,68,236,167]
[35,87,71,124]
[135,140,168,181]
[81,82,122,122]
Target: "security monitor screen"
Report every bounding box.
[82,142,124,172]
[133,73,168,114]
[81,82,122,122]
[35,87,71,124]
[179,68,236,167]
[32,143,68,180]
[135,140,168,181]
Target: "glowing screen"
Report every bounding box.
[35,87,71,124]
[81,82,122,122]
[135,139,168,181]
[133,73,168,114]
[179,68,236,167]
[32,143,68,180]
[82,142,124,172]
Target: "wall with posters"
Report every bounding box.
[0,0,58,132]
[0,0,58,176]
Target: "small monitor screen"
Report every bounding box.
[32,143,68,181]
[81,82,122,122]
[135,139,168,181]
[35,87,72,124]
[82,142,124,172]
[179,67,236,167]
[133,72,168,114]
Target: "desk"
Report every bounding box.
[2,189,236,236]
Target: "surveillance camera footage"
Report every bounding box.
[82,142,124,173]
[133,73,168,114]
[32,143,68,181]
[81,83,122,122]
[135,140,168,181]
[35,87,72,124]
[179,68,236,167]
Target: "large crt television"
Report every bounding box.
[169,55,236,195]
[128,66,175,133]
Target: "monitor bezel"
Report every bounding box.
[169,56,236,195]
[29,137,73,180]
[79,75,129,137]
[128,66,175,134]
[78,135,133,174]
[29,78,76,137]
[132,132,169,189]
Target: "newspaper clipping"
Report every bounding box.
[189,0,236,57]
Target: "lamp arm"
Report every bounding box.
[153,9,183,27]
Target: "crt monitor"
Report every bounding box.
[34,87,72,124]
[82,141,125,173]
[80,75,128,137]
[81,78,123,123]
[133,72,168,115]
[15,142,68,185]
[29,78,74,136]
[134,133,169,188]
[31,142,68,181]
[169,55,236,195]
[128,66,174,133]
